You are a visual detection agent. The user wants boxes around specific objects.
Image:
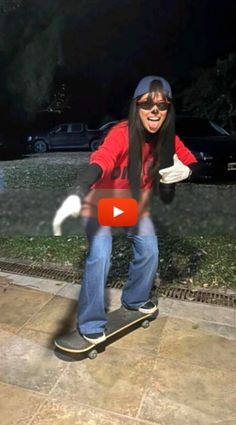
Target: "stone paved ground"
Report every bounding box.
[0,272,236,425]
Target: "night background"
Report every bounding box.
[0,0,236,141]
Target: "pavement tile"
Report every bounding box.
[0,272,15,282]
[57,282,81,300]
[24,295,77,335]
[105,287,122,312]
[0,275,12,287]
[196,319,236,340]
[7,274,67,294]
[110,316,167,355]
[17,328,54,350]
[0,284,53,333]
[0,382,46,425]
[139,357,236,425]
[50,346,156,417]
[158,298,173,317]
[31,399,158,425]
[58,285,123,313]
[158,317,236,370]
[0,329,66,394]
[170,299,234,326]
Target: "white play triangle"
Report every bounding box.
[113,206,124,218]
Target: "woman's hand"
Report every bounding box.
[53,195,81,236]
[159,154,191,183]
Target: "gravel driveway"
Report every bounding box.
[0,152,235,236]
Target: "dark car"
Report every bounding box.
[26,122,102,153]
[97,117,236,181]
[175,116,236,181]
[98,120,119,136]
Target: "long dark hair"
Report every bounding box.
[128,79,175,200]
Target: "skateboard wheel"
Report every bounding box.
[141,320,150,329]
[88,349,98,360]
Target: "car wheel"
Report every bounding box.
[33,140,48,153]
[90,139,101,151]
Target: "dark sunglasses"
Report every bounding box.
[136,99,171,111]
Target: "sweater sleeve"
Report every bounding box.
[71,163,102,198]
[175,135,198,165]
[89,124,125,176]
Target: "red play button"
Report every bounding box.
[98,198,138,226]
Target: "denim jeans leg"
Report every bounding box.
[77,218,112,334]
[121,216,159,309]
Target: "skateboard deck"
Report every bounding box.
[54,306,158,359]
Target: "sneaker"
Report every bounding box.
[138,301,158,314]
[82,332,106,344]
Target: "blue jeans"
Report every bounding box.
[77,216,159,334]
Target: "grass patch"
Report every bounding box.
[0,235,235,289]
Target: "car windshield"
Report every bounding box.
[209,121,229,135]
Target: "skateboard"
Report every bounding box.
[54,306,158,359]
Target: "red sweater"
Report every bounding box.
[80,121,197,217]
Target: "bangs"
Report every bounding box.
[148,79,169,101]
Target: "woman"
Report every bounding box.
[53,75,197,344]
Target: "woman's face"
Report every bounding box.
[137,92,169,133]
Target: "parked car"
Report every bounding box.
[98,120,119,136]
[175,116,236,181]
[26,123,102,153]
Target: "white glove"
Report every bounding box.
[53,195,81,236]
[159,154,191,184]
